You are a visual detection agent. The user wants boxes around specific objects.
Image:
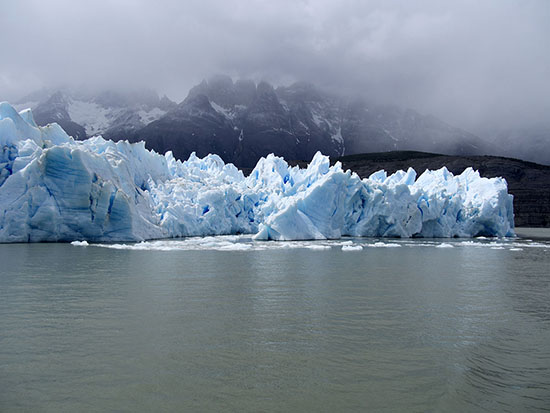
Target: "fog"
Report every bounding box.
[1,0,549,133]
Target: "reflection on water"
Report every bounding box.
[0,235,549,412]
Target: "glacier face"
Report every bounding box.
[0,102,515,243]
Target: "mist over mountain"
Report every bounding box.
[14,76,490,167]
[481,125,550,166]
[2,1,549,166]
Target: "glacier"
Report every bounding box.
[0,101,515,243]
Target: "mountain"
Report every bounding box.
[14,76,485,167]
[31,91,88,140]
[129,77,347,167]
[129,75,483,167]
[481,125,550,166]
[14,88,177,140]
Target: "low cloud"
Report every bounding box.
[1,0,549,132]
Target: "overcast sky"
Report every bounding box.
[1,0,549,132]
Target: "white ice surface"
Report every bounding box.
[342,245,363,251]
[0,101,515,243]
[71,240,89,246]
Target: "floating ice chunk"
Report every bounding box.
[218,243,252,251]
[436,243,454,248]
[71,240,89,246]
[307,244,331,250]
[342,245,363,251]
[368,242,402,248]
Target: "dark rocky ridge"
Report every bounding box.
[288,151,549,228]
[128,75,485,168]
[32,92,87,140]
[15,78,549,167]
[16,77,500,168]
[16,88,177,141]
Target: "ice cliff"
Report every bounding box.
[0,102,514,242]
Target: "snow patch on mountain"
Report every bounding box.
[210,101,235,120]
[331,126,344,145]
[311,110,325,128]
[67,100,117,136]
[138,107,167,125]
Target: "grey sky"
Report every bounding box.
[1,0,549,131]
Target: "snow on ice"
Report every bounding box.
[0,101,515,243]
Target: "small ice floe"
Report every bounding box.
[509,248,524,251]
[70,240,89,246]
[306,245,332,250]
[459,240,479,246]
[368,242,401,248]
[218,243,253,251]
[524,242,550,248]
[436,243,454,248]
[342,245,363,251]
[402,242,435,247]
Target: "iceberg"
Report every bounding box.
[0,101,515,243]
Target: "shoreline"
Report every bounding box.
[514,227,550,239]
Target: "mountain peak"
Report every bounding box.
[17,77,490,167]
[21,88,172,140]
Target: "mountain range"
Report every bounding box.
[13,76,501,167]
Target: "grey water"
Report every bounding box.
[1,231,550,412]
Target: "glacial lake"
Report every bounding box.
[1,229,549,412]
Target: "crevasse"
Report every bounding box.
[0,101,514,242]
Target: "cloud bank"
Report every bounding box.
[1,0,549,132]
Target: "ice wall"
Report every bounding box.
[0,102,514,242]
